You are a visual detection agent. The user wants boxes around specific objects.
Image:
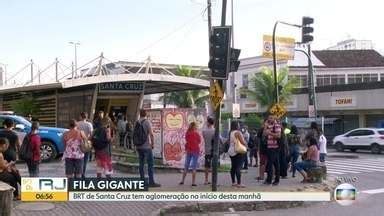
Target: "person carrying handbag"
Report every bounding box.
[227,120,247,188]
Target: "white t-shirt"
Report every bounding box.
[319,134,327,154]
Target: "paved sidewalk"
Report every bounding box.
[11,160,331,216]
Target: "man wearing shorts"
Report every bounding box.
[202,117,215,185]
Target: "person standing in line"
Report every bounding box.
[26,121,41,177]
[319,129,327,163]
[248,129,258,167]
[179,122,201,186]
[0,118,20,163]
[256,123,268,181]
[77,112,94,178]
[125,121,134,150]
[264,114,281,186]
[92,117,113,179]
[134,109,161,187]
[241,126,250,170]
[287,125,301,178]
[279,122,289,179]
[202,117,215,185]
[117,114,126,148]
[63,119,87,178]
[227,121,247,188]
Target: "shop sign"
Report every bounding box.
[331,96,356,107]
[99,82,144,93]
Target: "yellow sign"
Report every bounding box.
[209,81,224,110]
[262,35,295,60]
[269,103,287,119]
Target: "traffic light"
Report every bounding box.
[301,16,314,43]
[229,48,241,72]
[209,26,231,79]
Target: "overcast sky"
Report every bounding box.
[1,0,383,82]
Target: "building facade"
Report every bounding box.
[224,49,384,135]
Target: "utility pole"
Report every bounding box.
[230,0,236,111]
[55,58,59,82]
[69,41,80,77]
[212,0,228,192]
[30,59,34,83]
[307,44,317,119]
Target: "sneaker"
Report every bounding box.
[148,183,161,188]
[281,176,288,179]
[263,181,272,185]
[272,181,279,186]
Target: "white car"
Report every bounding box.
[333,128,384,154]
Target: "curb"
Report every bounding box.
[151,180,337,216]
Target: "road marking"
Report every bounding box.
[326,164,382,172]
[326,161,384,170]
[326,170,347,174]
[361,188,384,194]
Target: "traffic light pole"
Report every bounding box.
[212,0,227,192]
[294,47,317,120]
[307,44,317,119]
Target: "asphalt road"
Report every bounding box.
[232,149,384,216]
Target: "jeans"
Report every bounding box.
[27,161,39,177]
[266,148,280,184]
[294,160,317,172]
[82,152,90,178]
[242,150,249,169]
[289,145,300,176]
[184,153,199,171]
[320,153,326,162]
[249,148,258,166]
[119,132,126,147]
[230,154,244,184]
[137,148,155,185]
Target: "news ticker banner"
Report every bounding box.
[21,177,331,202]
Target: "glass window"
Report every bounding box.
[355,74,362,83]
[347,130,363,137]
[360,130,375,136]
[348,74,355,84]
[316,75,324,86]
[370,74,378,82]
[363,74,370,82]
[378,131,384,135]
[242,74,248,88]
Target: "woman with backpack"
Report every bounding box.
[26,121,41,177]
[92,117,113,178]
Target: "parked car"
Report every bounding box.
[0,113,67,161]
[332,128,384,154]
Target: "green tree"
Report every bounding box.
[245,67,298,109]
[10,96,40,116]
[161,65,208,108]
[244,113,262,130]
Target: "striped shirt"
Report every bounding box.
[266,121,281,149]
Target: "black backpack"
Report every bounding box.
[133,119,148,146]
[91,128,109,150]
[19,134,33,161]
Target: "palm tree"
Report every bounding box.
[245,67,298,109]
[161,65,208,108]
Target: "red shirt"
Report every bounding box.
[185,130,201,154]
[30,134,41,162]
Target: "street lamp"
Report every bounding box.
[272,21,301,104]
[0,62,7,86]
[69,41,80,77]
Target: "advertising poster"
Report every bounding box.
[162,108,206,168]
[146,110,162,158]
